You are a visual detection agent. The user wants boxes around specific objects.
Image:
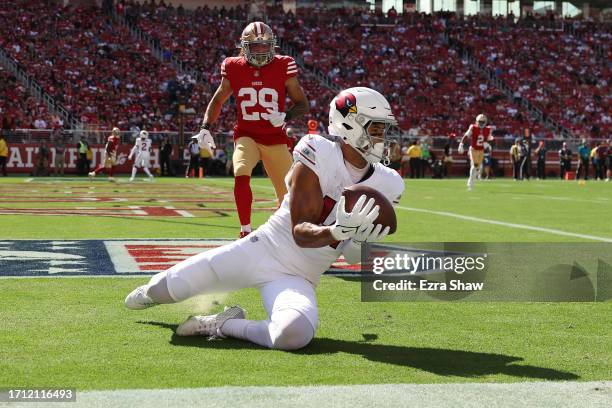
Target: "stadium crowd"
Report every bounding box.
[0,0,609,142]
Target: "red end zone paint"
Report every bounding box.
[105,240,357,274]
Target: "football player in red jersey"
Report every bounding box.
[458,114,494,191]
[192,22,309,238]
[89,127,120,182]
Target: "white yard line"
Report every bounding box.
[12,382,611,408]
[220,180,612,243]
[397,206,612,242]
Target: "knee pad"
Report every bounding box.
[270,310,314,351]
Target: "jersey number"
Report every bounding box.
[476,134,484,146]
[238,87,279,121]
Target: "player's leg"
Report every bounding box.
[233,137,261,236]
[125,233,270,309]
[141,155,153,178]
[130,166,137,181]
[217,276,317,350]
[259,144,293,205]
[467,148,481,190]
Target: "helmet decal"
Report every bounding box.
[335,91,357,118]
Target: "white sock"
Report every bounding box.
[240,224,251,233]
[131,166,137,178]
[144,167,153,177]
[221,319,274,348]
[467,166,477,188]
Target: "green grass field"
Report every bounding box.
[0,176,610,390]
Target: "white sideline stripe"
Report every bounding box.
[17,382,611,408]
[397,205,612,242]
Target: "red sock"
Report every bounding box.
[94,165,104,175]
[108,167,114,177]
[234,175,252,226]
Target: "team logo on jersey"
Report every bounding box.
[335,91,357,117]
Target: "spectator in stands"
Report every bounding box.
[53,133,66,176]
[559,142,572,179]
[0,133,8,176]
[576,139,590,181]
[160,137,173,176]
[1,111,14,139]
[33,139,50,176]
[407,140,422,179]
[535,141,547,180]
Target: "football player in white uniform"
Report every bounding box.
[124,87,404,350]
[128,130,154,181]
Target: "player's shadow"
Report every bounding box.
[139,321,578,381]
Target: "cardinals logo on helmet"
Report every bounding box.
[335,92,357,118]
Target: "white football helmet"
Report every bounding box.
[328,87,398,165]
[476,114,487,128]
[139,130,149,139]
[112,127,120,136]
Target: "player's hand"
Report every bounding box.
[128,154,133,160]
[353,223,390,244]
[266,108,286,128]
[330,195,379,241]
[458,143,464,155]
[192,128,216,155]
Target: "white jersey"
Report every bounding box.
[132,137,152,156]
[257,134,404,286]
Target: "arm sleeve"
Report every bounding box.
[292,135,321,177]
[286,57,298,78]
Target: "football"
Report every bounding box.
[342,185,397,234]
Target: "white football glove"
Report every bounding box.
[329,195,380,241]
[458,143,464,155]
[266,108,286,128]
[341,224,390,265]
[191,128,216,155]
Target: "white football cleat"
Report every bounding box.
[124,285,158,310]
[88,171,95,178]
[129,177,135,182]
[176,306,245,337]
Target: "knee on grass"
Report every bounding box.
[269,311,314,351]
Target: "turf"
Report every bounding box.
[0,278,610,389]
[0,176,610,389]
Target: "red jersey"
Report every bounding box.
[106,135,120,157]
[465,124,493,151]
[221,55,297,145]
